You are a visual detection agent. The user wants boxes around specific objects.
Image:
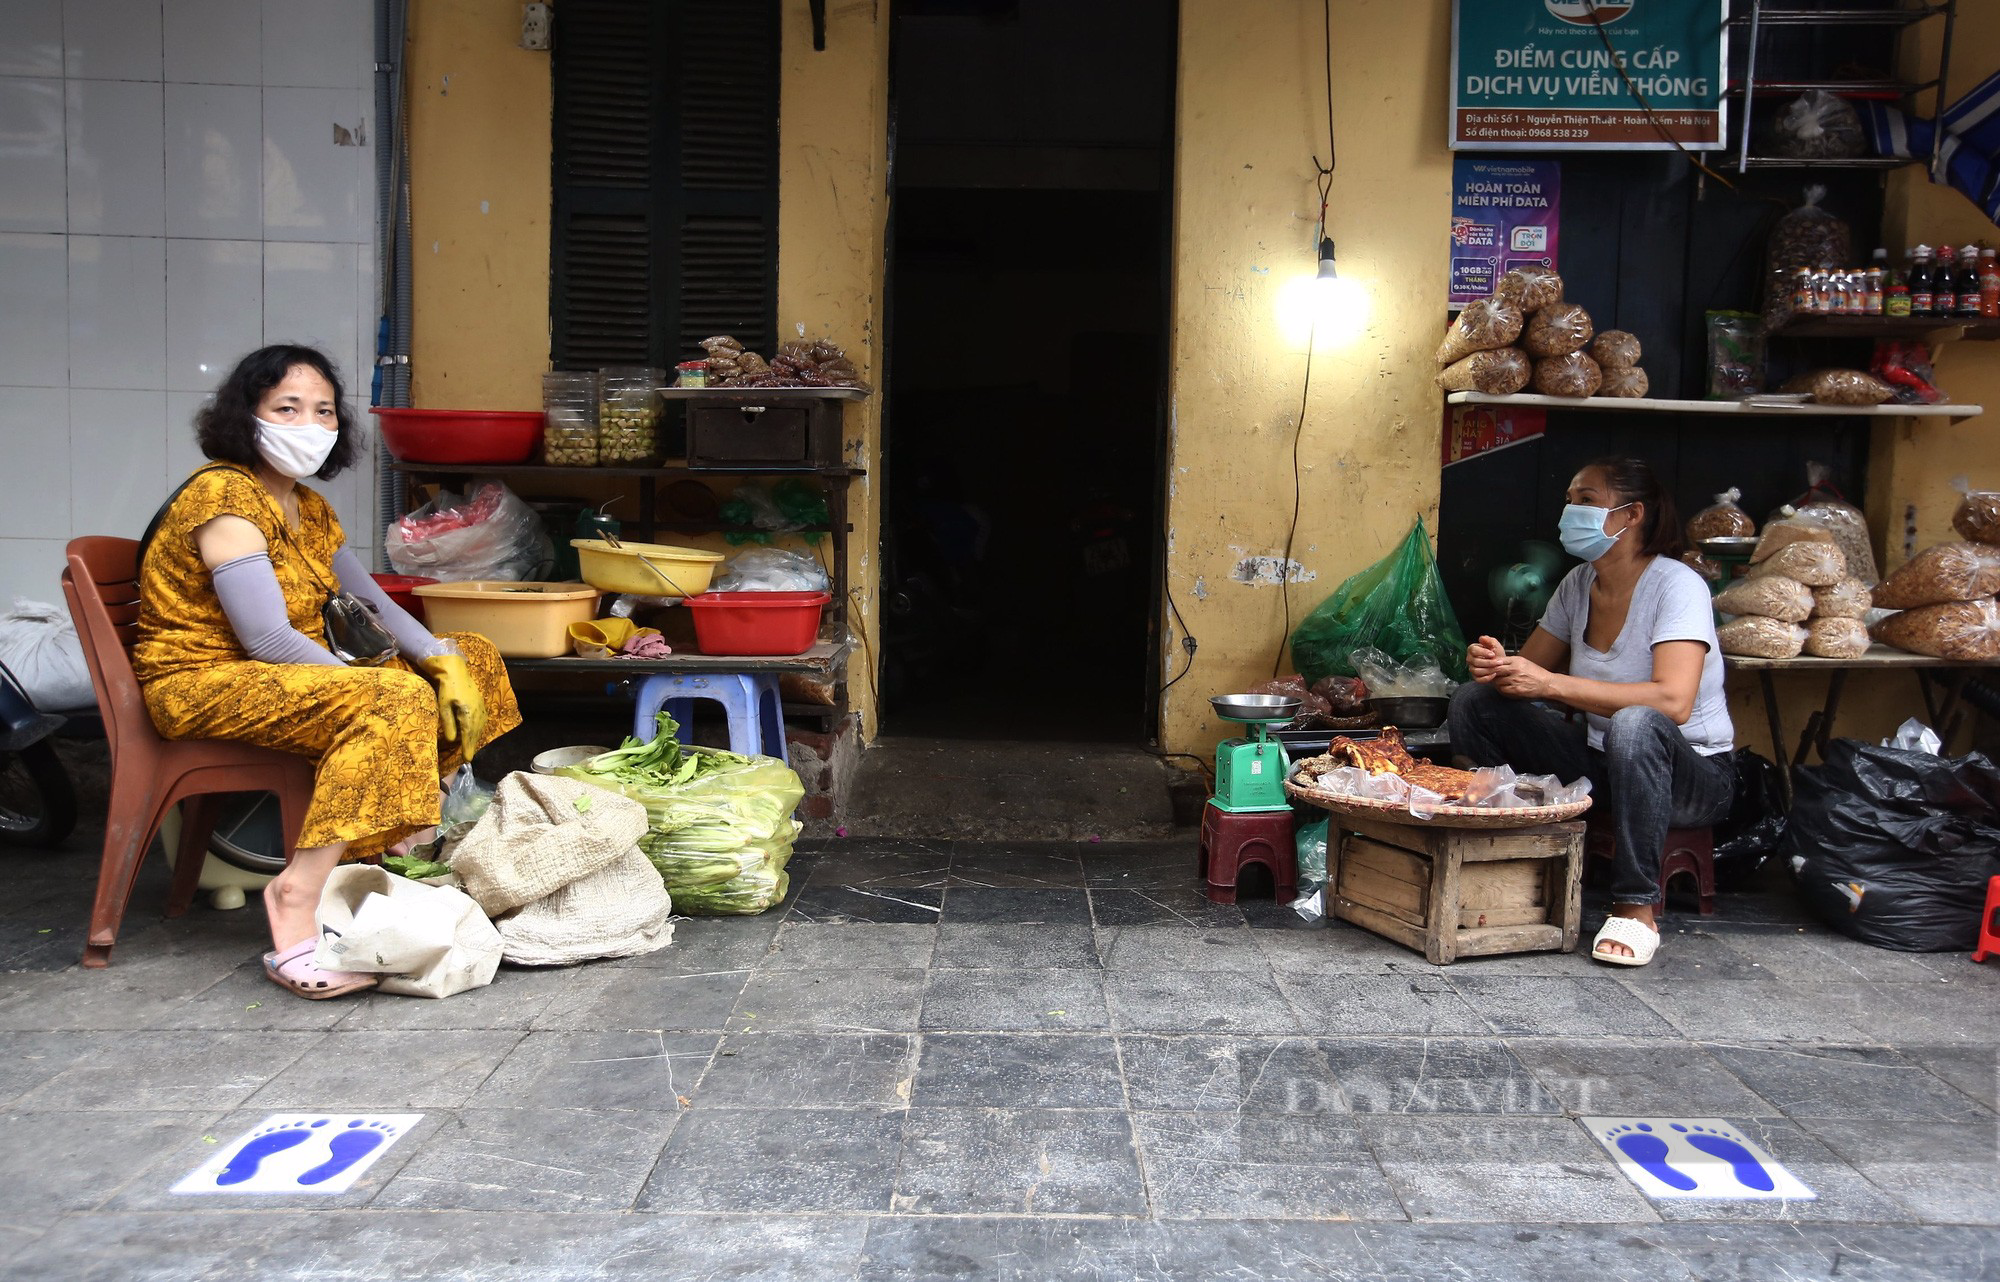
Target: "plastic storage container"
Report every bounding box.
[369,573,438,622]
[685,591,831,656]
[597,366,662,463]
[571,538,724,597]
[542,370,598,466]
[410,581,602,658]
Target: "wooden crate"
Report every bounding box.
[1329,813,1584,965]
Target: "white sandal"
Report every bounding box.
[1591,915,1659,967]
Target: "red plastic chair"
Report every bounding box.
[62,536,314,967]
[1584,818,1716,915]
[1974,876,2000,964]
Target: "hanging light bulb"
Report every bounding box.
[1315,235,1338,280]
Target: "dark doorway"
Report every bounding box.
[879,0,1176,743]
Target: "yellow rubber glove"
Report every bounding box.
[416,650,487,760]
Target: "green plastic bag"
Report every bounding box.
[1289,517,1469,685]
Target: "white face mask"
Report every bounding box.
[254,414,338,480]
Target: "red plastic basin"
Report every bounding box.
[371,573,437,622]
[371,407,543,464]
[684,591,831,656]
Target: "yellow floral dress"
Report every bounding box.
[133,464,521,857]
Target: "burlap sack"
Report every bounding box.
[449,772,647,915]
[496,851,674,966]
[313,864,503,999]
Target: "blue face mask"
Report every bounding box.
[1558,502,1633,562]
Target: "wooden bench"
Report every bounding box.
[1329,814,1585,965]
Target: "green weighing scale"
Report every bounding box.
[1208,694,1301,814]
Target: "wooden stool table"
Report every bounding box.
[1329,814,1585,965]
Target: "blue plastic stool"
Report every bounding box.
[631,673,788,764]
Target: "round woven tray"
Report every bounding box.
[1283,777,1593,829]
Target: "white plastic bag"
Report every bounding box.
[714,548,831,593]
[1884,718,1942,756]
[384,482,554,582]
[0,598,94,712]
[313,864,503,999]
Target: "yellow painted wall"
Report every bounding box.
[776,0,892,738]
[1158,0,1454,755]
[406,0,550,410]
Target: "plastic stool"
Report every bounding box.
[631,673,787,764]
[1197,803,1297,904]
[1974,875,2000,963]
[1585,821,1715,914]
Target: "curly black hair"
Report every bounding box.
[195,344,361,481]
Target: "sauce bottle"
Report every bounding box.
[1935,245,1960,315]
[1980,248,2000,319]
[1959,245,1985,317]
[1909,245,1936,316]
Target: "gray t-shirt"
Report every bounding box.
[1537,556,1734,756]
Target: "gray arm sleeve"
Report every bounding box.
[332,548,446,660]
[210,554,341,666]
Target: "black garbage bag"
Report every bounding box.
[1713,748,1786,885]
[1783,738,2000,951]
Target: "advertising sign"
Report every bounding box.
[1442,402,1546,467]
[1452,1,1727,151]
[1450,157,1560,306]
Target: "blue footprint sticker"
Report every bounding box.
[214,1118,330,1187]
[1672,1122,1777,1192]
[1604,1122,1697,1191]
[296,1119,396,1187]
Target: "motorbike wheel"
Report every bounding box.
[0,741,78,847]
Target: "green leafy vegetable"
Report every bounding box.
[384,854,454,880]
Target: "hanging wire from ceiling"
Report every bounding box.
[1583,0,1738,189]
[1274,0,1337,678]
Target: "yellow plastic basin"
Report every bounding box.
[411,581,602,658]
[570,538,724,597]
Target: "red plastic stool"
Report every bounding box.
[1974,875,2000,963]
[1197,803,1297,904]
[1584,821,1716,914]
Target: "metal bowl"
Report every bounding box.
[1365,696,1450,729]
[1211,693,1303,722]
[1697,535,1760,558]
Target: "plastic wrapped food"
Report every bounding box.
[1811,578,1872,619]
[1771,91,1866,160]
[1436,298,1525,365]
[1598,366,1649,399]
[1871,339,1945,406]
[1494,265,1563,314]
[1785,466,1880,584]
[1436,347,1531,394]
[1748,541,1846,588]
[1951,487,2000,545]
[699,335,744,355]
[1715,574,1813,623]
[1532,351,1602,398]
[1687,488,1755,542]
[1763,185,1852,331]
[1871,541,2000,608]
[1589,330,1641,369]
[1871,598,2000,661]
[1522,303,1595,358]
[1681,550,1725,585]
[1718,616,1809,659]
[1804,616,1871,659]
[1780,368,1896,406]
[1706,311,1765,398]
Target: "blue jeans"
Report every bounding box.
[1447,682,1736,906]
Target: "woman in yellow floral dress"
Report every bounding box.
[133,345,520,999]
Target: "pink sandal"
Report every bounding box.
[262,938,378,1000]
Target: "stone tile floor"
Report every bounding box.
[2,828,1997,1280]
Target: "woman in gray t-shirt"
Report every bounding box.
[1447,457,1736,967]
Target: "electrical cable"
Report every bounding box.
[1583,0,1738,189]
[1275,0,1337,678]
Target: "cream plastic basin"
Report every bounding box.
[570,538,724,597]
[411,580,602,658]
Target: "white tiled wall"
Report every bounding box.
[0,0,378,603]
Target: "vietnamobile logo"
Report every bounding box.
[1546,1,1634,24]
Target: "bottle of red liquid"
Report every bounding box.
[1980,248,2000,319]
[1958,245,1984,317]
